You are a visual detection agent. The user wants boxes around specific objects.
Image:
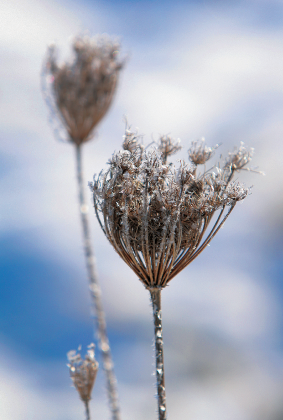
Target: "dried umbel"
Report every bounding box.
[44,35,123,145]
[224,142,254,174]
[91,130,250,290]
[67,343,99,403]
[188,138,219,165]
[158,135,182,164]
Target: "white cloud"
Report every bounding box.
[163,266,280,343]
[120,15,283,136]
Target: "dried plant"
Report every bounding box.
[158,135,181,164]
[224,141,258,176]
[42,35,123,420]
[44,35,123,145]
[68,344,99,420]
[188,138,218,165]
[92,131,249,289]
[91,128,254,420]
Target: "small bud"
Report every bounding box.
[67,343,99,402]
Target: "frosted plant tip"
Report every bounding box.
[67,344,99,402]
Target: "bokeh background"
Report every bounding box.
[1,0,283,419]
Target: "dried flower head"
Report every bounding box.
[43,35,123,145]
[188,138,219,165]
[122,127,144,155]
[224,142,254,175]
[158,135,182,164]
[91,129,252,290]
[67,343,99,402]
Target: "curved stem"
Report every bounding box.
[149,288,167,420]
[75,145,121,420]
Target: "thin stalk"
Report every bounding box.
[85,401,90,420]
[75,144,121,420]
[149,288,167,420]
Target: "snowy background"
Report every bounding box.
[1,0,283,419]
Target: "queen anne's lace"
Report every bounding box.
[91,129,252,289]
[44,35,123,145]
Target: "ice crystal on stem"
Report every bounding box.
[43,35,123,145]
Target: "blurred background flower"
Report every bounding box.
[0,0,283,419]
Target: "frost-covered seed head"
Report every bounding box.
[224,142,254,175]
[158,135,182,164]
[188,138,219,165]
[67,344,99,402]
[122,128,144,155]
[44,35,123,145]
[92,128,254,290]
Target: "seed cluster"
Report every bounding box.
[91,130,251,289]
[44,35,123,145]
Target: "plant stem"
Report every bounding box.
[85,401,90,420]
[149,288,167,420]
[75,144,121,420]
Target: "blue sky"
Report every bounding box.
[1,0,283,419]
